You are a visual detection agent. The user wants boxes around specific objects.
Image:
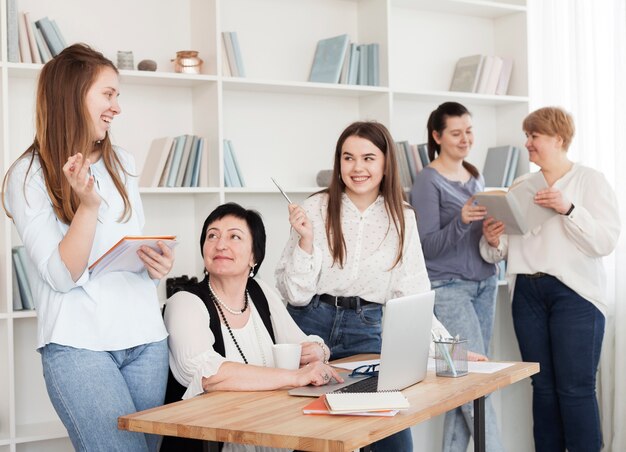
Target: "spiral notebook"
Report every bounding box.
[324,391,409,414]
[302,395,399,416]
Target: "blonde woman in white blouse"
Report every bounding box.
[275,121,449,452]
[481,107,620,452]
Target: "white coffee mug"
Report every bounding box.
[272,343,302,370]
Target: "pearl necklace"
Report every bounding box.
[208,279,248,315]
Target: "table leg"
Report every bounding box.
[473,396,486,452]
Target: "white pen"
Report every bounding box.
[271,177,292,204]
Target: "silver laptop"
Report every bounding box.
[289,290,435,396]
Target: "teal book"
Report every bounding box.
[347,44,360,85]
[165,135,187,187]
[7,0,20,62]
[224,140,241,187]
[11,256,23,310]
[175,134,194,187]
[222,140,234,187]
[182,136,200,187]
[229,32,246,77]
[368,43,379,86]
[229,141,245,187]
[357,44,368,85]
[12,247,34,310]
[417,143,430,168]
[50,19,67,48]
[309,34,349,84]
[503,146,520,187]
[190,137,205,187]
[35,17,63,56]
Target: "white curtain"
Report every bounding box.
[527,0,626,450]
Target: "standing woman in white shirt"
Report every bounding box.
[275,121,448,452]
[2,44,174,452]
[481,107,620,452]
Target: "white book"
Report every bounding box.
[89,236,178,279]
[18,11,32,63]
[476,55,494,94]
[324,391,410,414]
[484,56,503,95]
[140,137,174,187]
[474,172,558,235]
[495,57,514,95]
[24,12,41,64]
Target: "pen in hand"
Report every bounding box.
[271,177,292,204]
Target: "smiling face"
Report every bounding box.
[202,215,255,279]
[340,135,385,206]
[524,131,564,168]
[433,114,473,161]
[85,66,121,142]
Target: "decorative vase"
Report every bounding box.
[172,50,203,74]
[116,51,134,70]
[138,59,157,71]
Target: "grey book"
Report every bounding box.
[35,17,63,56]
[450,55,484,93]
[7,0,20,62]
[483,145,514,188]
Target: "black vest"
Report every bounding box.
[160,276,276,452]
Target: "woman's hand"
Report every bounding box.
[295,362,344,387]
[300,341,328,365]
[468,351,489,362]
[482,217,505,248]
[461,197,487,224]
[534,187,572,214]
[138,240,175,279]
[62,153,101,210]
[288,203,313,254]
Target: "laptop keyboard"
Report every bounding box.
[332,376,379,393]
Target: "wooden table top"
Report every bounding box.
[118,356,538,452]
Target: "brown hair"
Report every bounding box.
[426,102,479,178]
[2,43,131,224]
[523,106,575,150]
[322,121,408,268]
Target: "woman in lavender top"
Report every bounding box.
[410,102,504,452]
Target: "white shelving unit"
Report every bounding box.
[0,0,530,450]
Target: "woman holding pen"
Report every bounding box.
[410,102,504,452]
[2,44,174,451]
[481,107,620,452]
[275,120,450,452]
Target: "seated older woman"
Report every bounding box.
[162,203,341,451]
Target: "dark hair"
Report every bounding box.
[322,121,408,268]
[426,102,479,178]
[2,43,131,224]
[199,203,266,276]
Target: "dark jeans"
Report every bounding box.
[512,274,605,452]
[288,296,413,452]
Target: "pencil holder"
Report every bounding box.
[434,338,468,378]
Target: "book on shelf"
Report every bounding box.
[475,55,494,94]
[368,43,380,87]
[23,12,41,64]
[174,134,195,187]
[324,391,409,414]
[12,246,36,310]
[17,10,32,63]
[35,16,65,56]
[50,19,67,48]
[33,26,53,63]
[482,56,504,95]
[347,43,359,85]
[474,172,558,235]
[182,136,200,187]
[449,55,484,93]
[7,0,20,62]
[417,143,430,168]
[308,34,350,84]
[503,146,520,187]
[495,57,514,95]
[89,236,178,278]
[229,31,246,77]
[221,34,232,77]
[357,43,368,85]
[165,135,186,187]
[222,32,238,77]
[302,395,400,417]
[483,145,519,188]
[338,41,351,84]
[140,137,175,187]
[223,140,244,187]
[191,137,206,188]
[11,259,23,311]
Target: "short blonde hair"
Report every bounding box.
[523,107,575,150]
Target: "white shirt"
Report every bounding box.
[5,148,167,350]
[480,164,620,315]
[275,192,448,335]
[164,279,324,400]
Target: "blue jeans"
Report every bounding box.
[431,276,504,452]
[288,297,413,452]
[41,339,169,452]
[512,274,604,452]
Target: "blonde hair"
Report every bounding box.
[523,107,575,150]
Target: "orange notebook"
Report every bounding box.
[302,395,399,417]
[89,236,177,278]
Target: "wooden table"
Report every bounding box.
[119,356,538,452]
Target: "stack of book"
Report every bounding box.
[7,0,67,64]
[449,54,513,95]
[303,392,409,416]
[139,135,208,188]
[482,145,521,188]
[222,31,246,77]
[12,246,36,311]
[223,139,245,187]
[308,34,380,86]
[395,141,430,188]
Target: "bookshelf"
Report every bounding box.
[0,0,530,450]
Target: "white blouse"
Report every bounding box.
[5,148,167,351]
[480,164,620,315]
[275,192,448,336]
[164,278,324,400]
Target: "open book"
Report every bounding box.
[89,236,177,278]
[474,172,557,235]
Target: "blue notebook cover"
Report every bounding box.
[166,136,187,187]
[190,137,205,187]
[230,32,246,77]
[309,34,349,84]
